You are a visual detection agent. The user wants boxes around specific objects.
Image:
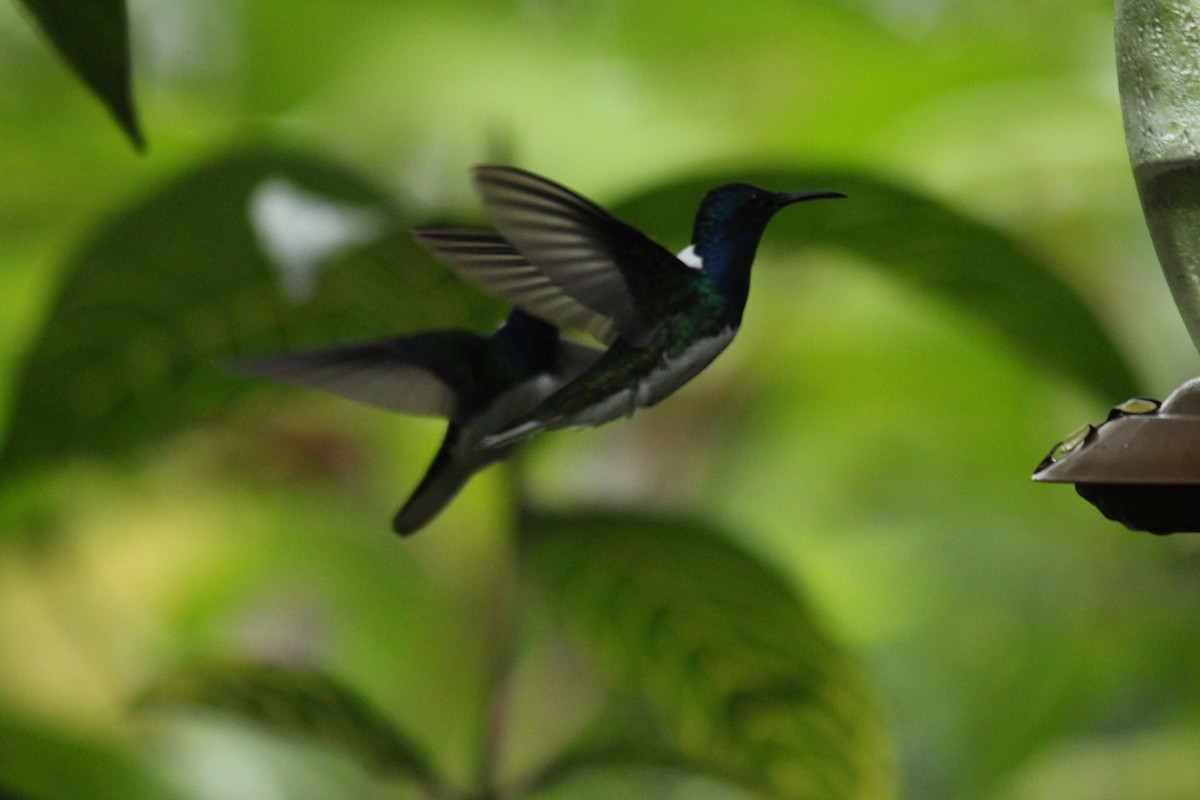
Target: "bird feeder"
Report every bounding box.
[1034,0,1200,533]
[1033,383,1200,533]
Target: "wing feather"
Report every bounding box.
[473,165,693,346]
[224,334,492,421]
[413,227,618,346]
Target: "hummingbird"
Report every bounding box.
[413,166,844,449]
[226,309,602,534]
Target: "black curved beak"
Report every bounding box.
[775,190,847,206]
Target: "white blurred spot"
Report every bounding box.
[248,177,388,303]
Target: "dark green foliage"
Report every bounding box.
[521,511,890,800]
[17,0,142,149]
[0,149,502,482]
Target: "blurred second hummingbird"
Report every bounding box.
[228,309,601,534]
[414,166,844,449]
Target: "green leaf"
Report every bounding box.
[520,511,893,800]
[0,147,501,483]
[17,0,143,149]
[0,708,185,800]
[136,660,435,782]
[613,170,1139,401]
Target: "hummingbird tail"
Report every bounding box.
[393,444,482,535]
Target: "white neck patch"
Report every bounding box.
[676,244,704,271]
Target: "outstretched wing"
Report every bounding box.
[472,165,696,347]
[413,228,618,346]
[223,332,495,422]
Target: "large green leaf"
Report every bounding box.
[0,147,501,482]
[520,511,892,800]
[17,0,143,149]
[0,709,184,800]
[613,170,1139,401]
[137,660,435,784]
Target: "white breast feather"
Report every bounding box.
[637,328,735,407]
[676,244,704,271]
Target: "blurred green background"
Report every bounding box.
[4,1,1200,799]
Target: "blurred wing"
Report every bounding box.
[473,165,693,346]
[413,227,618,346]
[224,333,493,421]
